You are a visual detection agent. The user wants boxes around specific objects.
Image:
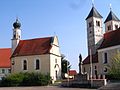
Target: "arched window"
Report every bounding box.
[36,59,40,70]
[104,53,108,64]
[23,60,27,70]
[55,70,58,79]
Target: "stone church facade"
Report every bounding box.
[82,5,120,76]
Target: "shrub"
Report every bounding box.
[0,72,51,87]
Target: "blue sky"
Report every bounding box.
[0,0,120,71]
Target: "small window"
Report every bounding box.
[104,68,107,72]
[89,22,92,27]
[83,67,86,72]
[90,30,92,33]
[55,70,58,79]
[95,66,97,69]
[115,25,118,30]
[96,21,100,27]
[13,34,16,38]
[2,69,5,73]
[108,25,111,31]
[8,69,11,73]
[23,60,27,70]
[36,59,40,70]
[55,59,57,63]
[104,53,108,64]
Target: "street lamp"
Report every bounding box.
[90,49,93,87]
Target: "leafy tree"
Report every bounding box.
[107,52,120,80]
[61,54,71,74]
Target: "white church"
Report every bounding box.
[0,19,61,82]
[82,5,120,77]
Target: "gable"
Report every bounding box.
[51,36,59,46]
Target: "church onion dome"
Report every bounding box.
[13,18,21,29]
[86,6,103,20]
[104,10,120,23]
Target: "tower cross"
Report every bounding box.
[92,0,94,7]
[110,3,112,11]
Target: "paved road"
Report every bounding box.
[98,83,120,90]
[0,86,96,90]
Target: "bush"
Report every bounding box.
[106,74,120,80]
[0,72,51,87]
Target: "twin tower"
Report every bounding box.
[86,6,120,55]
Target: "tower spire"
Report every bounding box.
[12,18,21,53]
[13,17,21,29]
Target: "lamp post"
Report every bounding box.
[90,49,93,87]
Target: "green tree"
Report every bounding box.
[107,52,120,80]
[61,54,71,75]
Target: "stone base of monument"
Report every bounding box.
[61,74,107,88]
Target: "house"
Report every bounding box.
[0,48,11,80]
[82,5,120,77]
[68,70,77,79]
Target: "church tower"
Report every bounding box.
[11,18,21,53]
[104,8,120,32]
[86,6,103,55]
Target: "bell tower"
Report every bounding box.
[11,18,21,53]
[104,7,120,33]
[86,6,103,55]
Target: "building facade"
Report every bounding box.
[11,19,61,81]
[82,5,120,77]
[0,19,61,82]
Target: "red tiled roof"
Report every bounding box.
[12,37,53,57]
[99,29,120,49]
[83,53,98,65]
[69,70,77,76]
[0,48,11,68]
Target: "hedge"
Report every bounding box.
[0,72,51,87]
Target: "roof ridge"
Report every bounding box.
[0,48,11,49]
[21,36,53,41]
[104,28,120,35]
